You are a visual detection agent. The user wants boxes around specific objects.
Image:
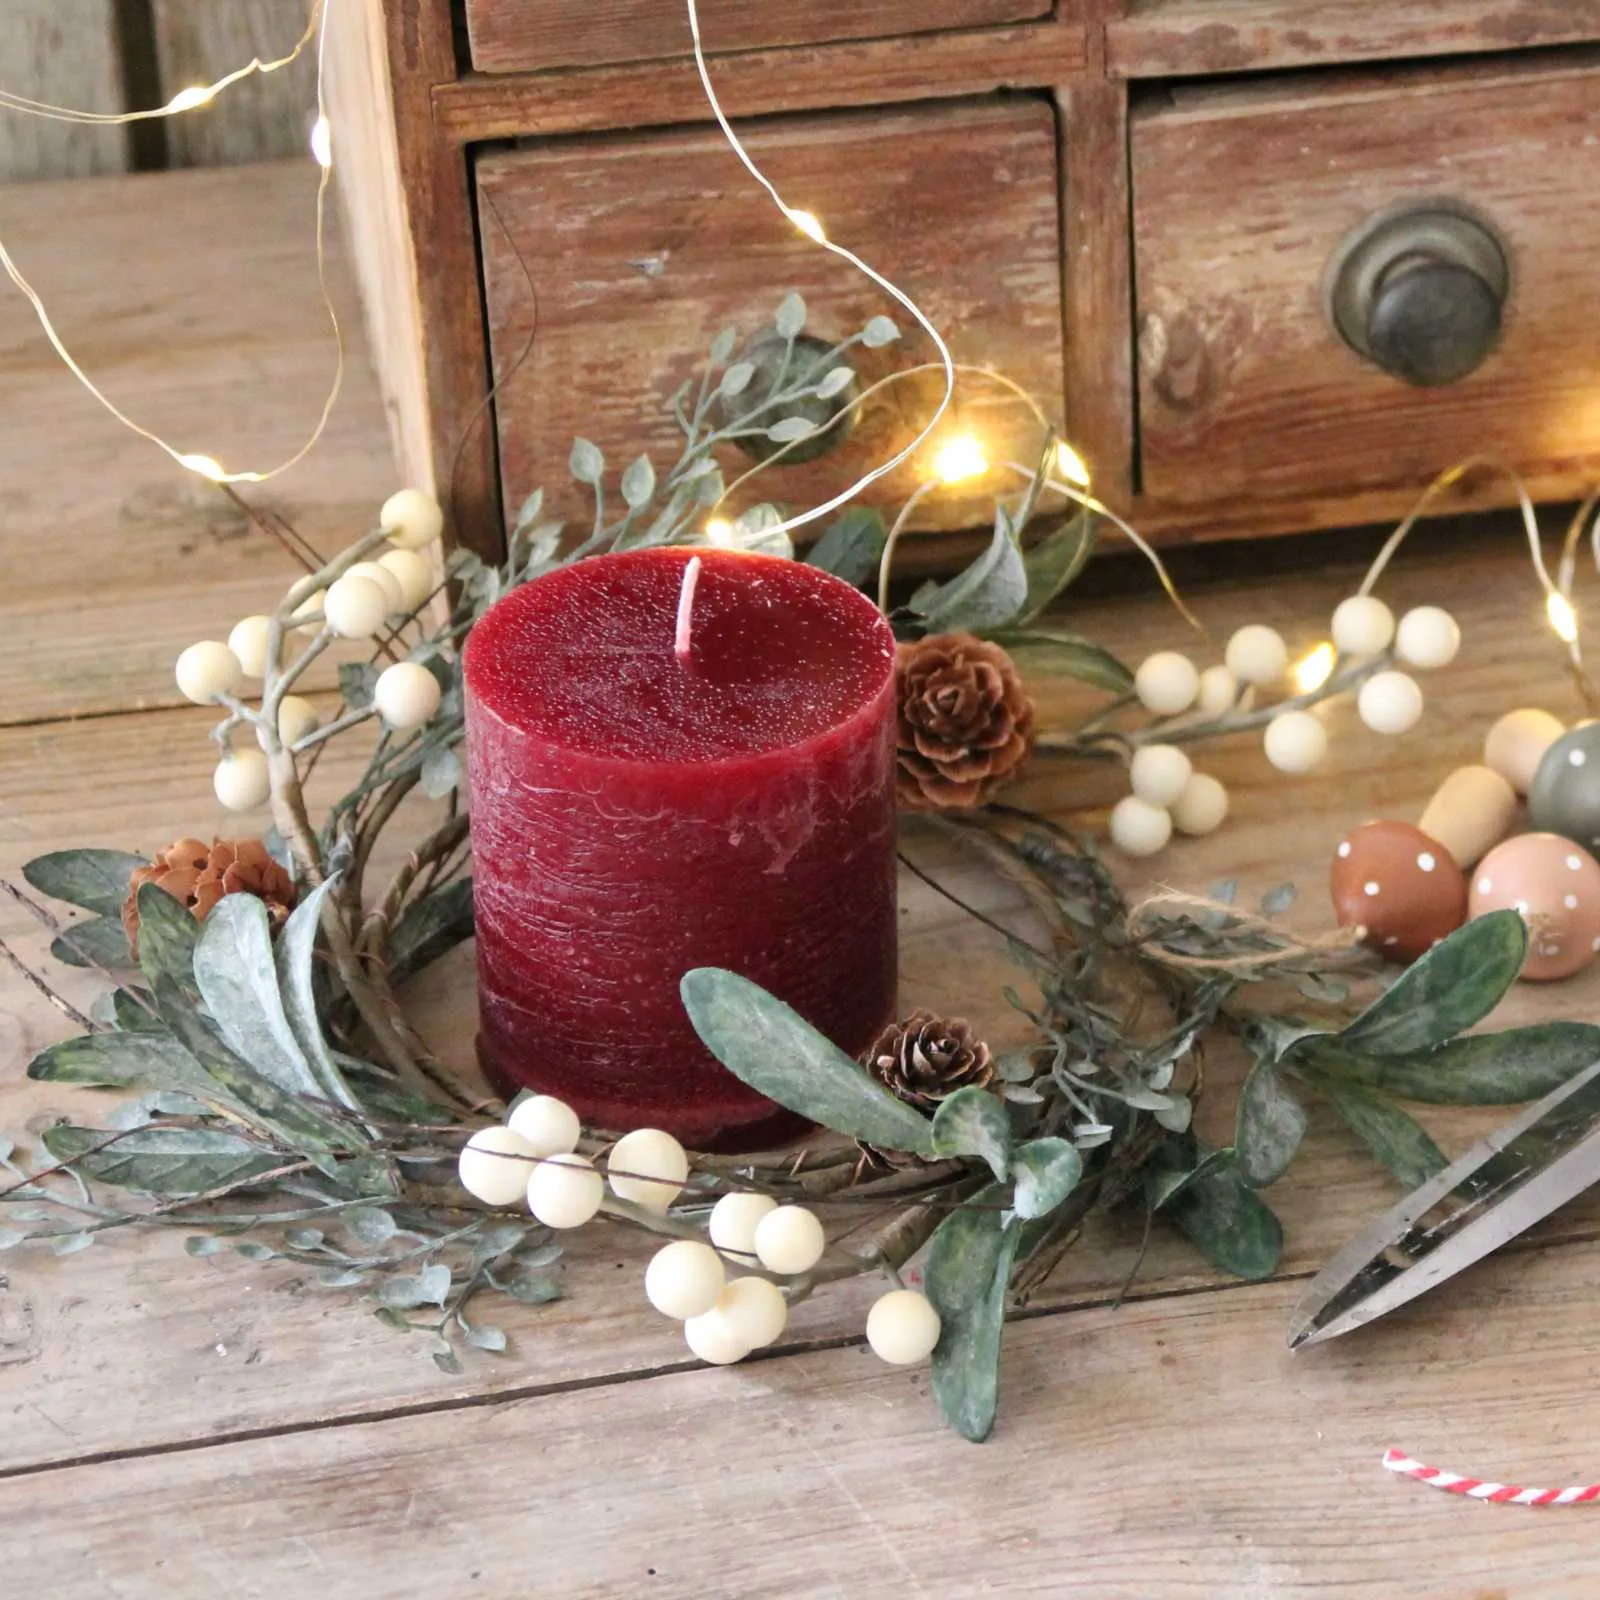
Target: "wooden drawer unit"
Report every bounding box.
[476,100,1065,536]
[465,0,1055,76]
[1132,57,1600,515]
[329,1,1600,559]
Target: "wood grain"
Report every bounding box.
[10,1259,1600,1596]
[0,161,393,721]
[1110,0,1600,79]
[151,0,319,166]
[0,0,129,182]
[465,0,1054,75]
[477,99,1065,543]
[1131,55,1600,509]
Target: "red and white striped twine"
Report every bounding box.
[1383,1448,1600,1507]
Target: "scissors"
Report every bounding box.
[1289,1054,1600,1348]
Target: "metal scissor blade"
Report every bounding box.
[1289,1053,1600,1349]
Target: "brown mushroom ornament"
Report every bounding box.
[1329,820,1468,964]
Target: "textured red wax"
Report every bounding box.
[463,548,898,1150]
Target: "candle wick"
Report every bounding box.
[674,555,703,663]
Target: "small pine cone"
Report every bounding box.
[123,837,297,957]
[857,1010,997,1169]
[895,633,1035,811]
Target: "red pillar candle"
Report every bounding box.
[463,547,898,1151]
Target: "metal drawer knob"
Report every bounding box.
[1329,206,1510,388]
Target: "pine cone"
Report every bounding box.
[894,633,1035,811]
[856,1010,997,1171]
[123,837,297,957]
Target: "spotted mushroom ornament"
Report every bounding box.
[1468,833,1600,981]
[1527,724,1600,853]
[1329,820,1468,963]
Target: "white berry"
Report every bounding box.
[457,1125,535,1208]
[277,694,321,747]
[526,1152,603,1229]
[712,1277,788,1349]
[644,1240,726,1320]
[506,1094,581,1157]
[226,615,273,678]
[287,587,325,636]
[753,1205,826,1275]
[1134,651,1199,716]
[865,1288,942,1366]
[175,640,242,704]
[1196,664,1238,716]
[346,560,405,614]
[708,1192,778,1258]
[324,573,390,639]
[607,1128,689,1213]
[1172,772,1229,835]
[1129,744,1192,808]
[1395,606,1460,670]
[373,661,443,730]
[1331,595,1395,657]
[1108,794,1171,858]
[1263,710,1328,774]
[683,1308,751,1366]
[1359,670,1424,735]
[213,749,270,811]
[381,487,445,550]
[379,547,434,611]
[1225,624,1288,687]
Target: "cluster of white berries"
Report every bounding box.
[458,1095,943,1371]
[173,490,446,813]
[1114,600,1460,859]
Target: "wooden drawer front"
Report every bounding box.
[477,100,1064,539]
[1132,61,1600,507]
[464,0,1053,75]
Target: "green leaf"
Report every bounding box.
[28,1030,210,1094]
[709,325,737,364]
[568,437,604,485]
[379,1273,432,1309]
[49,914,133,970]
[1296,1022,1600,1106]
[620,453,656,510]
[195,896,323,1100]
[814,366,855,400]
[40,1125,281,1196]
[418,1262,452,1304]
[861,315,899,348]
[345,1206,397,1247]
[774,291,806,339]
[275,879,361,1111]
[1165,1154,1282,1280]
[925,1196,1019,1442]
[338,661,379,707]
[766,416,816,445]
[911,508,1027,633]
[23,849,147,916]
[1234,1059,1309,1188]
[930,1088,1013,1181]
[1010,1138,1082,1221]
[1017,513,1098,624]
[1337,910,1528,1055]
[680,969,934,1156]
[500,1271,562,1305]
[719,360,755,398]
[988,627,1133,695]
[136,881,198,991]
[805,507,885,588]
[419,745,463,800]
[1307,1075,1448,1190]
[465,1324,508,1353]
[387,878,475,989]
[111,988,163,1031]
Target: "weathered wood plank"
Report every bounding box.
[8,1257,1600,1596]
[0,161,396,722]
[464,0,1054,75]
[1110,0,1600,79]
[0,0,129,182]
[151,0,319,166]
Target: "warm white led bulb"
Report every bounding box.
[309,115,332,169]
[1054,440,1091,489]
[786,208,826,242]
[1548,591,1579,644]
[167,85,216,113]
[177,453,227,482]
[933,436,987,486]
[1292,642,1336,694]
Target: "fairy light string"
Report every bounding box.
[0,0,341,486]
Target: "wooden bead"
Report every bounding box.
[1330,820,1467,963]
[1417,764,1518,870]
[1469,834,1600,982]
[1483,708,1565,794]
[1527,724,1600,852]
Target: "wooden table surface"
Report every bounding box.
[5,161,1600,1598]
